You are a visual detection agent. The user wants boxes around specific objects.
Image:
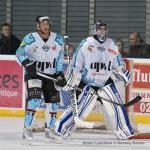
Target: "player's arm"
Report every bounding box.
[63,39,86,91]
[16,33,36,78]
[54,34,67,87]
[112,51,130,86]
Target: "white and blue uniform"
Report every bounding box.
[72,36,122,87]
[16,32,64,130]
[16,32,64,74]
[55,36,134,140]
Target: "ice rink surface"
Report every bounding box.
[0,117,150,150]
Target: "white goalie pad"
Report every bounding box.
[97,83,135,140]
[77,85,97,120]
[63,68,82,91]
[55,85,97,137]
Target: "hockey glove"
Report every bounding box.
[55,73,67,87]
[113,68,130,86]
[22,59,36,78]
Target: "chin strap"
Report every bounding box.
[93,35,105,44]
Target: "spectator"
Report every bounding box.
[0,23,21,55]
[116,38,128,57]
[129,32,150,58]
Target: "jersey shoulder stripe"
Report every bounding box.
[21,33,36,47]
[55,33,64,45]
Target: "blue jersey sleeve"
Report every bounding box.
[55,34,64,72]
[16,33,35,63]
[56,50,64,72]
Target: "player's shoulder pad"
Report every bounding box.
[55,33,64,45]
[21,33,35,46]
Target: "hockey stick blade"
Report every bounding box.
[124,95,142,107]
[97,95,142,107]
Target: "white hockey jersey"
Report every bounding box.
[71,36,123,88]
[16,32,64,74]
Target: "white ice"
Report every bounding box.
[0,117,150,150]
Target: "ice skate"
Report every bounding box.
[45,128,63,143]
[22,128,33,141]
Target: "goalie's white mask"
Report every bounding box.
[91,20,108,43]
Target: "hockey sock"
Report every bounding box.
[24,110,36,129]
[45,103,58,129]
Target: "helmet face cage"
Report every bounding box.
[91,20,107,43]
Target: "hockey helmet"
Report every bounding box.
[35,16,52,25]
[91,20,108,43]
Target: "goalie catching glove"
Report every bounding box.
[113,67,130,86]
[22,59,36,78]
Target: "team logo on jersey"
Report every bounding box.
[35,59,56,72]
[90,61,111,72]
[97,46,105,52]
[42,44,50,52]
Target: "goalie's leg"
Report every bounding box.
[55,85,97,138]
[97,83,135,140]
[23,79,43,140]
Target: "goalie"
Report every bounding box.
[54,20,135,140]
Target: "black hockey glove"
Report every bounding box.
[22,59,36,78]
[55,73,67,87]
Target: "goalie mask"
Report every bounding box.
[91,20,108,43]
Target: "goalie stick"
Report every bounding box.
[37,72,95,128]
[37,72,142,129]
[36,72,142,108]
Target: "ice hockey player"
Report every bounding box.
[16,16,66,141]
[54,19,135,140]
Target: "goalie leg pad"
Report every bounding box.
[55,107,75,138]
[97,83,134,139]
[77,85,97,119]
[55,85,97,137]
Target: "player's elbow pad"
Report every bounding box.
[113,68,131,86]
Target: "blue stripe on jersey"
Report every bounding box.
[115,54,124,66]
[16,33,35,63]
[73,39,86,68]
[56,50,64,72]
[55,34,64,45]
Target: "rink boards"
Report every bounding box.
[0,55,150,133]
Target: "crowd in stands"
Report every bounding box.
[0,22,150,59]
[0,23,20,55]
[116,32,150,58]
